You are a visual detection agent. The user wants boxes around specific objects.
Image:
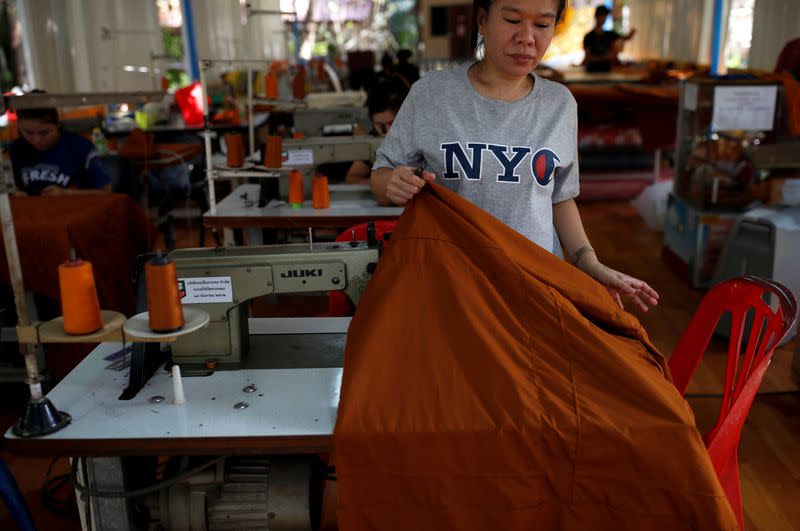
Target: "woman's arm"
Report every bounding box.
[553,199,659,311]
[345,160,372,184]
[41,184,112,196]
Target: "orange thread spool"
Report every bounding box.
[225,133,245,167]
[145,252,184,333]
[58,250,103,335]
[288,170,304,207]
[264,71,279,99]
[312,174,330,209]
[292,65,307,100]
[263,135,283,168]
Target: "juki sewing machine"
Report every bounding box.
[167,230,381,373]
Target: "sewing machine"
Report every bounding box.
[168,234,381,373]
[293,106,370,137]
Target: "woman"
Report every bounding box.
[370,0,658,311]
[10,95,111,196]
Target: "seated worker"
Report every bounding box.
[394,49,421,86]
[582,5,636,73]
[10,94,111,196]
[344,86,408,184]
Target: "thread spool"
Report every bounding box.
[225,133,245,167]
[58,249,103,335]
[312,174,330,209]
[145,251,184,333]
[292,65,307,100]
[264,71,279,99]
[263,136,282,168]
[289,170,304,208]
[292,132,305,139]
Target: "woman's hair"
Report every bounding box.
[367,80,409,117]
[470,0,568,51]
[15,89,60,124]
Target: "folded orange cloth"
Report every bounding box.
[334,183,737,530]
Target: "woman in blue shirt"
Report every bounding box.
[10,99,111,196]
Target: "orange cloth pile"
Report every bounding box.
[0,194,155,315]
[333,184,738,530]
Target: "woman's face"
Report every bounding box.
[477,0,558,78]
[18,118,61,152]
[372,109,397,136]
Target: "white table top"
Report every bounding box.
[205,184,403,220]
[5,318,349,455]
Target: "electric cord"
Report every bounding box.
[42,458,80,519]
[70,456,226,498]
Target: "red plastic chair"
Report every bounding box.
[668,276,798,530]
[327,221,398,317]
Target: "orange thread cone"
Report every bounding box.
[264,136,282,168]
[145,253,184,333]
[59,255,103,335]
[312,174,330,209]
[289,170,304,206]
[225,133,244,167]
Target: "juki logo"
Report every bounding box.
[280,269,323,278]
[440,143,560,186]
[531,149,560,186]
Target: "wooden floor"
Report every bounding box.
[1,199,798,530]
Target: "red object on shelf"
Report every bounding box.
[327,221,398,317]
[174,82,205,127]
[668,276,798,530]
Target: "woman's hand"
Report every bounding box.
[385,166,435,205]
[577,253,659,312]
[41,185,66,196]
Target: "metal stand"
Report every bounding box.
[120,254,166,400]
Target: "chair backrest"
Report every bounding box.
[668,276,798,473]
[328,221,398,317]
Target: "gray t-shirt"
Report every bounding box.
[374,62,580,253]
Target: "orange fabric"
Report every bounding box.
[0,195,155,315]
[333,183,738,530]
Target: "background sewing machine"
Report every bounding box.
[258,135,383,206]
[167,234,381,374]
[293,106,371,137]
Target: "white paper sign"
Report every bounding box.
[179,277,233,304]
[711,85,778,132]
[683,83,698,111]
[282,149,314,166]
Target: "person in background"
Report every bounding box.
[582,5,635,73]
[375,51,396,87]
[345,84,408,184]
[775,37,800,79]
[371,0,658,312]
[394,49,421,85]
[9,92,111,196]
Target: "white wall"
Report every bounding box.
[749,0,800,70]
[18,0,288,93]
[19,0,162,92]
[626,0,722,64]
[190,0,287,63]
